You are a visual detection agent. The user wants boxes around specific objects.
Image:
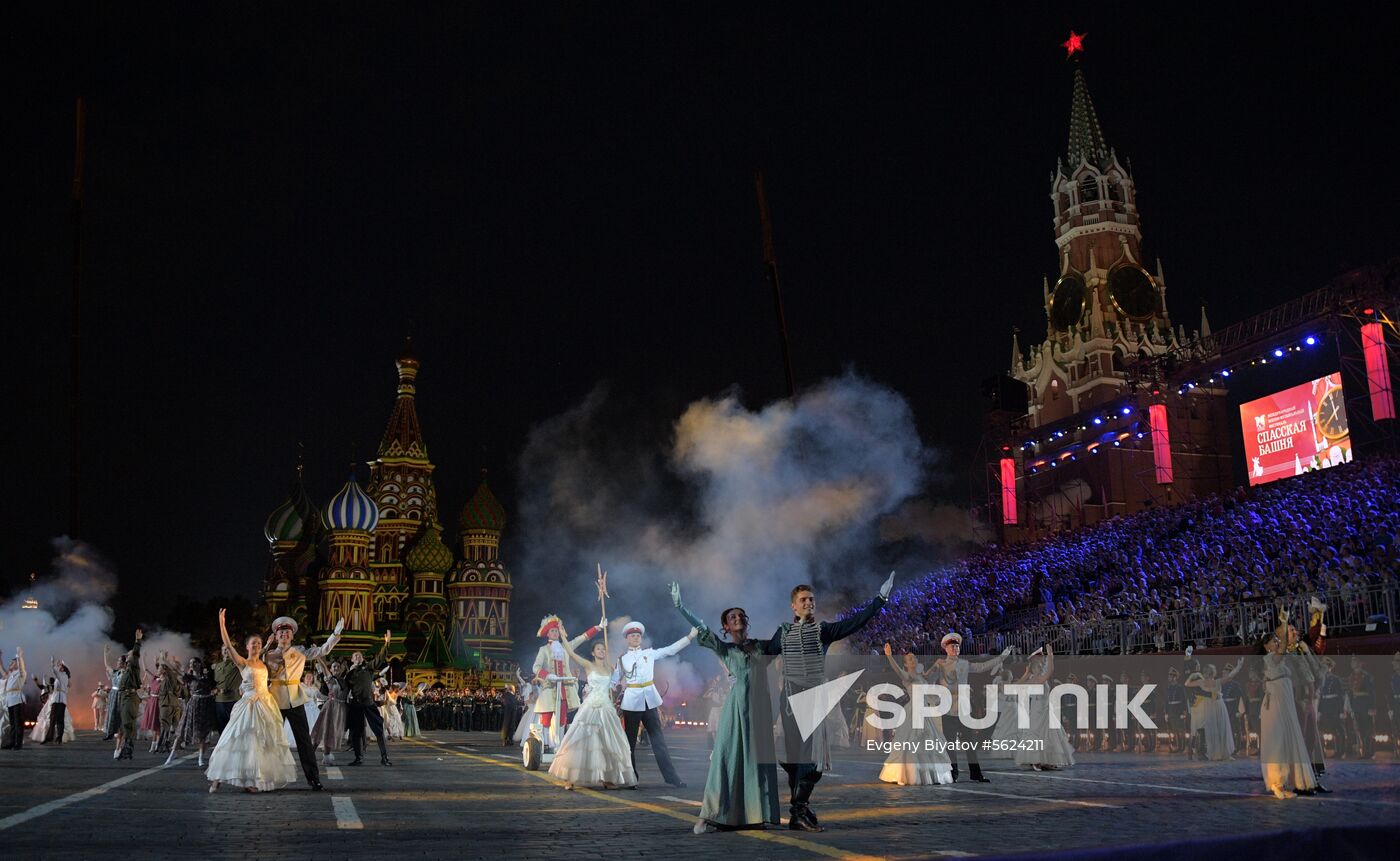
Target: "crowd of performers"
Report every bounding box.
[0,612,433,793]
[2,576,1395,827]
[509,572,898,834]
[854,601,1390,800]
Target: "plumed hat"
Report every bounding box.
[537,615,562,638]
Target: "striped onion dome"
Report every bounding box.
[263,497,305,544]
[405,521,453,574]
[322,476,380,532]
[458,478,506,533]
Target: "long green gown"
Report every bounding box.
[676,602,781,828]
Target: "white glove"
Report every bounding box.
[545,674,562,683]
[333,618,346,636]
[1184,645,1194,658]
[879,571,896,599]
[1001,647,1012,658]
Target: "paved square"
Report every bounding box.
[1,730,1397,859]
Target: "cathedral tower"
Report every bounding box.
[446,476,514,683]
[316,474,380,652]
[261,460,319,631]
[365,340,438,630]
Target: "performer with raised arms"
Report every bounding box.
[612,617,695,788]
[760,572,895,831]
[531,613,604,749]
[263,615,343,791]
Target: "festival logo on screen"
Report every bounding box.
[1239,372,1352,486]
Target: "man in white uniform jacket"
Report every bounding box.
[264,615,343,791]
[2,647,26,750]
[44,658,70,745]
[532,614,605,747]
[611,620,696,787]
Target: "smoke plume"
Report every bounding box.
[514,373,948,702]
[0,538,196,729]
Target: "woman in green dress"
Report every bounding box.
[670,582,781,833]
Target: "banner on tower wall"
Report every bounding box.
[1239,372,1352,487]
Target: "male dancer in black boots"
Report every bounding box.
[344,632,393,766]
[762,572,894,832]
[931,632,1010,782]
[265,615,344,790]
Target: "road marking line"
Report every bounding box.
[405,738,887,861]
[984,769,1400,807]
[325,767,344,780]
[925,785,1120,809]
[0,753,197,832]
[657,794,702,806]
[331,795,363,830]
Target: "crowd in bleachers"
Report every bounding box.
[856,457,1400,655]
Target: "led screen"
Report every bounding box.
[1239,372,1352,487]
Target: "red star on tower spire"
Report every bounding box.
[1062,30,1086,58]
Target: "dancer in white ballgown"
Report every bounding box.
[206,608,298,793]
[989,668,1023,746]
[548,623,637,790]
[1259,633,1319,798]
[878,644,953,786]
[1014,647,1075,770]
[382,686,404,741]
[1186,660,1242,761]
[30,684,76,744]
[285,673,322,748]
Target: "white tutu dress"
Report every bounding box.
[205,665,298,791]
[548,670,637,787]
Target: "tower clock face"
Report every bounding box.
[1108,265,1157,320]
[1050,272,1087,331]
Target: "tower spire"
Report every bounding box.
[1067,67,1109,169]
[376,338,427,459]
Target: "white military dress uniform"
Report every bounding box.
[612,622,690,787]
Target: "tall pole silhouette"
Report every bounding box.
[69,98,86,537]
[755,171,797,399]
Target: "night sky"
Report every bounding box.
[7,5,1397,632]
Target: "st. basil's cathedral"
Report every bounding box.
[259,344,515,688]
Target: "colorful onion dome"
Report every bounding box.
[405,521,453,574]
[264,497,304,544]
[459,476,505,533]
[322,475,380,532]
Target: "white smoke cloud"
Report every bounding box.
[514,373,936,704]
[0,538,197,729]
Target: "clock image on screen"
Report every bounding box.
[1314,384,1349,441]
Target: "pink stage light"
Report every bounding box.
[999,457,1017,525]
[1149,403,1173,484]
[1362,322,1395,421]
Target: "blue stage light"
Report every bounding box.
[1121,407,1132,416]
[1221,369,1231,377]
[1305,336,1317,346]
[1093,417,1103,425]
[1274,348,1284,358]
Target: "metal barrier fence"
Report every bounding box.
[968,582,1399,655]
